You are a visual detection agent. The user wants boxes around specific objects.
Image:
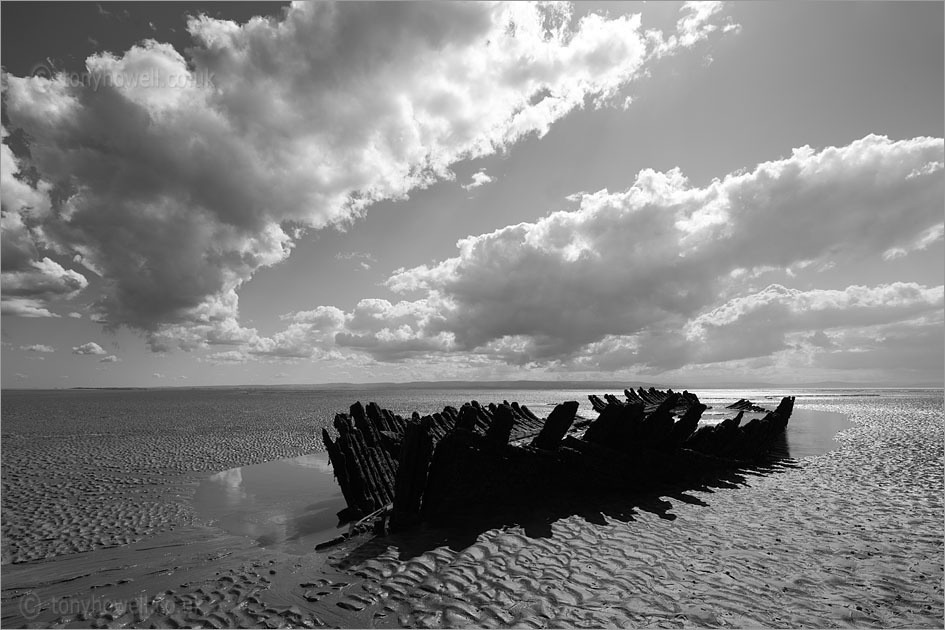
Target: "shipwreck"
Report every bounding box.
[319,388,795,544]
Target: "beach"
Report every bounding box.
[1,388,942,628]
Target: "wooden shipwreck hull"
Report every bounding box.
[321,389,795,533]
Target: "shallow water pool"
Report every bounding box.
[701,406,852,459]
[193,453,346,554]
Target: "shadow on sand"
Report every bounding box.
[331,438,800,569]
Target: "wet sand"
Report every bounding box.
[2,392,942,628]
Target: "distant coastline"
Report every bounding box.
[69,386,149,390]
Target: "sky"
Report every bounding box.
[1,1,943,388]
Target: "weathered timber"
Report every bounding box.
[485,404,515,446]
[667,402,707,450]
[530,400,578,449]
[592,387,705,416]
[320,389,796,535]
[727,398,768,413]
[321,397,561,522]
[391,418,434,529]
[588,395,606,414]
[582,401,645,449]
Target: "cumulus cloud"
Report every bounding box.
[21,344,55,353]
[249,305,346,358]
[378,135,943,363]
[203,350,248,364]
[462,169,495,191]
[246,134,942,374]
[99,354,119,363]
[1,1,730,342]
[673,2,727,48]
[143,290,258,352]
[2,130,89,318]
[72,341,107,355]
[333,298,456,362]
[668,282,943,368]
[1,299,58,318]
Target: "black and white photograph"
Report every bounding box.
[1,1,942,628]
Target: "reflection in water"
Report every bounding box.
[781,408,852,459]
[194,453,345,554]
[209,467,247,502]
[700,406,851,459]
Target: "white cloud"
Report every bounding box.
[462,169,494,191]
[67,311,83,319]
[375,135,943,363]
[882,223,944,260]
[21,344,55,353]
[1,126,87,318]
[72,341,107,355]
[335,251,377,271]
[245,134,942,373]
[2,258,88,299]
[204,350,248,364]
[1,299,59,318]
[674,2,726,48]
[1,1,732,345]
[99,354,119,363]
[674,282,944,367]
[249,318,341,359]
[145,291,259,352]
[152,372,165,379]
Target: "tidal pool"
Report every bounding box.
[701,407,852,459]
[194,453,346,554]
[781,408,852,458]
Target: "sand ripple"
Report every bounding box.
[3,391,941,628]
[316,393,943,628]
[2,420,321,564]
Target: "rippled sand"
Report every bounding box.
[2,392,942,628]
[1,399,319,564]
